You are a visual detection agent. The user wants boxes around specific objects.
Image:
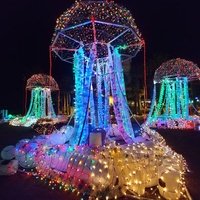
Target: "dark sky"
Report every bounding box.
[0,0,200,113]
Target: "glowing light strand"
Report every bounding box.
[109,47,134,142]
[148,77,192,128]
[96,59,104,127]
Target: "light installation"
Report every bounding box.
[10,74,59,127]
[51,0,144,145]
[7,1,191,200]
[147,58,200,129]
[70,46,137,145]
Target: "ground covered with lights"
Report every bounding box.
[0,123,199,200]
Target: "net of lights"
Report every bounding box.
[51,0,143,63]
[9,74,59,127]
[154,58,200,83]
[147,58,200,129]
[13,126,189,199]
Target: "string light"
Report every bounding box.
[51,0,143,62]
[147,58,200,129]
[10,74,58,127]
[30,129,189,199]
[154,58,200,83]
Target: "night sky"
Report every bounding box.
[0,0,200,114]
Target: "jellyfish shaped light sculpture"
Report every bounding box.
[10,74,59,127]
[51,0,144,145]
[147,58,200,129]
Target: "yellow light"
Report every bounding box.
[91,173,95,177]
[107,173,110,179]
[109,96,114,105]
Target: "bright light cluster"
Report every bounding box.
[10,87,57,127]
[16,126,188,200]
[148,77,190,125]
[6,123,190,199]
[9,74,59,127]
[147,58,200,129]
[26,73,59,91]
[154,58,200,83]
[70,46,136,146]
[51,0,143,62]
[55,0,140,34]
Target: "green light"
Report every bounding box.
[116,44,128,50]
